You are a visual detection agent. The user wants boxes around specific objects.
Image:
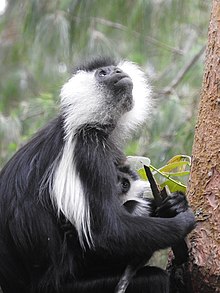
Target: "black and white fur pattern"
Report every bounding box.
[117,164,154,217]
[49,59,152,249]
[116,167,191,293]
[0,57,195,293]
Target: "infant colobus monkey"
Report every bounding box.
[117,164,154,216]
[0,56,195,293]
[118,165,189,220]
[116,165,191,293]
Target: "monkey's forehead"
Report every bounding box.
[72,56,118,73]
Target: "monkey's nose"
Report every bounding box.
[114,67,123,74]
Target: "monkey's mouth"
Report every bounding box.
[114,75,133,88]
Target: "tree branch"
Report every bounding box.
[160,46,206,95]
[92,17,184,55]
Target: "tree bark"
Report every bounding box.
[187,0,220,292]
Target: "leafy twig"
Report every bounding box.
[150,164,186,189]
[160,46,206,95]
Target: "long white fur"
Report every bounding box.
[51,141,93,248]
[60,71,103,139]
[116,61,152,137]
[50,60,152,248]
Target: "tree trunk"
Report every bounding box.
[187,0,220,291]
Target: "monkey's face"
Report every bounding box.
[117,166,154,217]
[60,58,151,137]
[94,65,134,114]
[117,166,149,204]
[61,65,133,127]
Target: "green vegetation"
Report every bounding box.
[0,0,210,168]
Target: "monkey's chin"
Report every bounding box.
[122,94,134,112]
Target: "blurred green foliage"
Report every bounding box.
[0,0,211,168]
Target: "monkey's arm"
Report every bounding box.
[74,128,195,260]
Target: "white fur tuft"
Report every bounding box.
[51,139,93,248]
[116,60,152,136]
[60,71,103,138]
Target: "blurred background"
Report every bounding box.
[0,0,211,169]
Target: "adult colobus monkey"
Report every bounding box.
[0,57,195,293]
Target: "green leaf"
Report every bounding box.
[138,168,148,180]
[160,180,186,193]
[167,155,191,165]
[162,171,190,177]
[159,161,190,173]
[149,164,187,191]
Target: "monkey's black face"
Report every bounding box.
[60,57,151,133]
[95,66,133,90]
[95,65,134,112]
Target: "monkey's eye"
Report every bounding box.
[98,69,107,77]
[121,178,130,193]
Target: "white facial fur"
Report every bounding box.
[60,60,152,140]
[60,71,103,139]
[116,61,152,137]
[120,179,150,205]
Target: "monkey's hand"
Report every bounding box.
[155,191,189,218]
[155,192,196,265]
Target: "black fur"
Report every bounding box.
[73,56,117,73]
[0,57,195,293]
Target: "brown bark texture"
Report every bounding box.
[187,1,220,292]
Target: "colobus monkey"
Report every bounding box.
[117,164,154,216]
[0,57,195,293]
[116,165,191,293]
